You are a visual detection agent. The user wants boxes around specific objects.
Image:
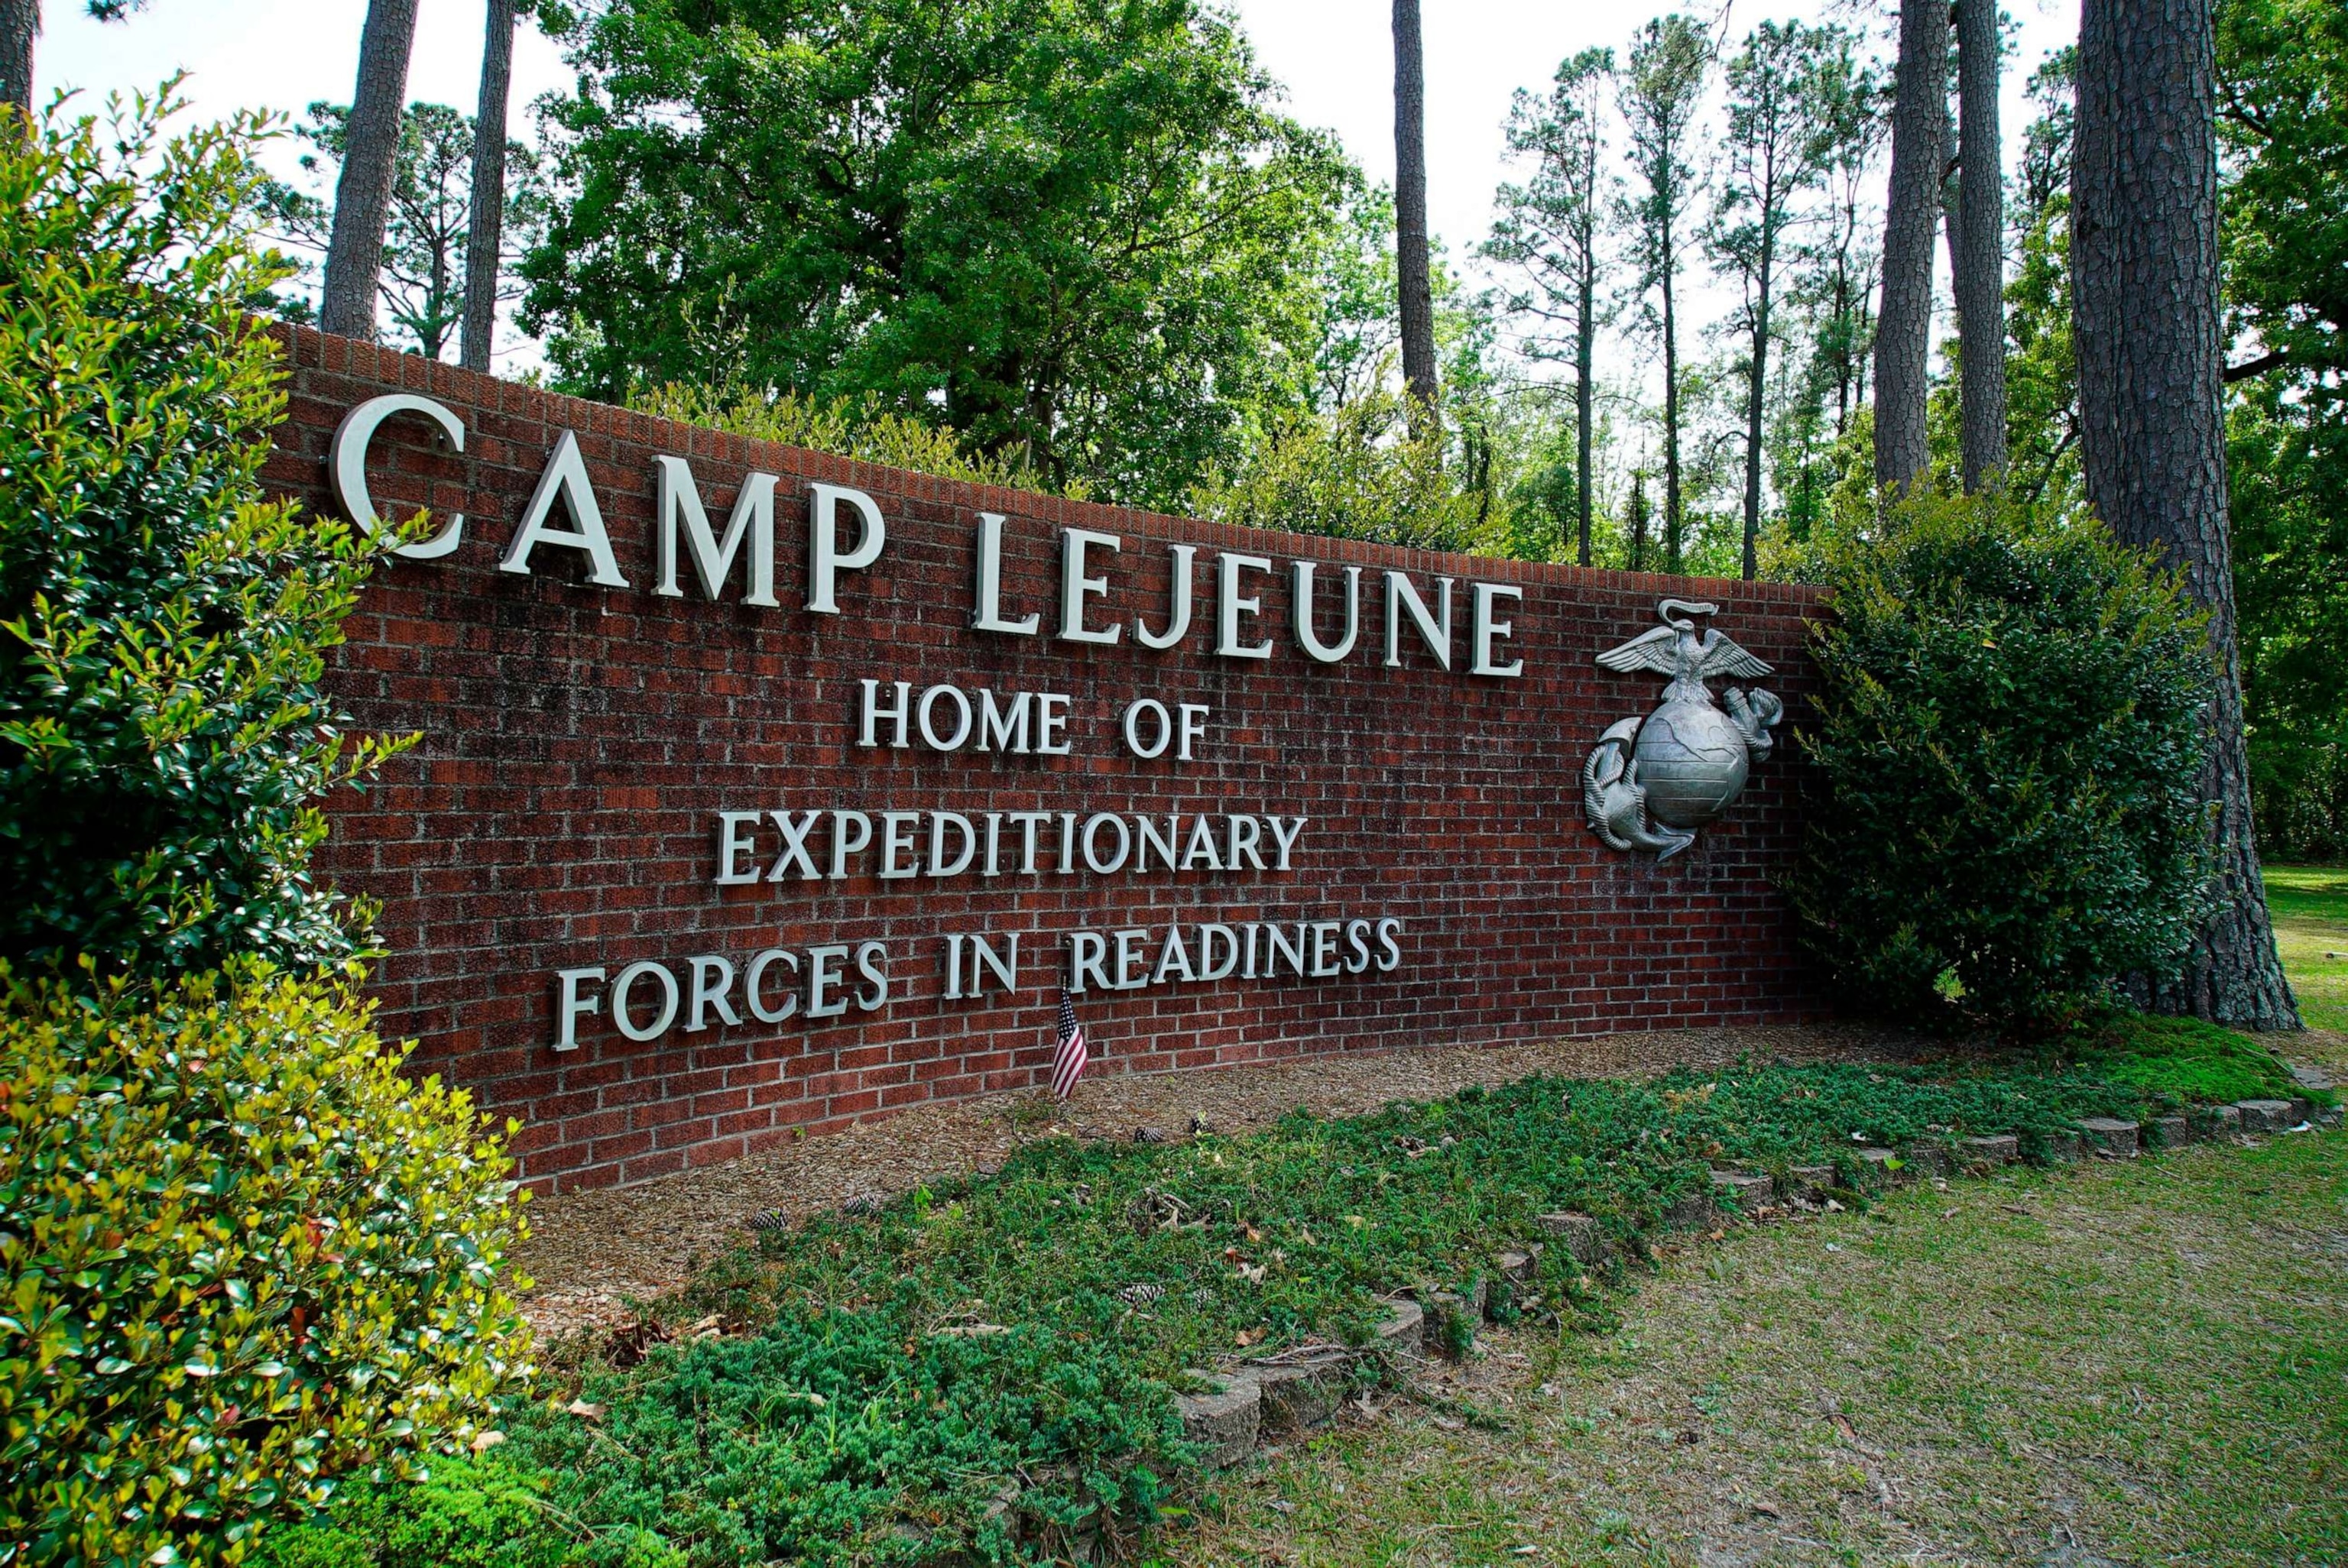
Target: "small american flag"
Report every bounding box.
[1050,987,1089,1100]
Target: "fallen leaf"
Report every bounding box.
[1750,1501,1782,1520]
[565,1399,604,1422]
[469,1430,506,1453]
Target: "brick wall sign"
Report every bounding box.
[263,328,1827,1192]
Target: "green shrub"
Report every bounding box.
[1188,390,1483,550]
[637,384,1087,502]
[0,89,406,979]
[1788,494,2215,1035]
[0,964,533,1567]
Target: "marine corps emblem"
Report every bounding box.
[1581,598,1782,860]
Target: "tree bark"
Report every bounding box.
[1955,0,2009,490]
[1662,237,1683,572]
[0,0,37,118]
[1743,224,1776,582]
[1874,0,1946,494]
[461,0,517,372]
[2074,0,2299,1030]
[321,0,421,342]
[1576,241,1595,569]
[1392,0,1438,429]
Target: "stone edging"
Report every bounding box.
[1172,1097,2340,1468]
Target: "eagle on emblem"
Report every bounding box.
[1582,598,1782,860]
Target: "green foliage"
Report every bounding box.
[1789,494,2217,1035]
[636,384,1085,502]
[2065,1012,2322,1108]
[1187,390,1480,551]
[2217,0,2348,389]
[524,0,1353,510]
[0,963,533,1568]
[2232,382,2348,857]
[2217,0,2348,857]
[261,100,551,361]
[0,90,408,978]
[248,1456,584,1568]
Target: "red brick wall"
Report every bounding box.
[263,327,1827,1193]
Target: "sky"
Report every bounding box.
[35,0,2083,374]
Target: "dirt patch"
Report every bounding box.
[513,1022,1939,1334]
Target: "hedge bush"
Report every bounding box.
[0,963,532,1567]
[1788,494,2215,1035]
[0,87,407,979]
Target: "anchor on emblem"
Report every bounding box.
[1581,598,1782,860]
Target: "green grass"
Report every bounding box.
[1182,1133,2348,1567]
[255,1031,2307,1568]
[2265,863,2348,1031]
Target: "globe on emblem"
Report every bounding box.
[1581,598,1785,860]
[1631,698,1751,829]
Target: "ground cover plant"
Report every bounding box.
[251,1021,2317,1568]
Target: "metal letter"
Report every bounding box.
[1122,698,1172,760]
[1082,813,1133,875]
[971,513,1041,634]
[1134,543,1198,650]
[1217,552,1275,659]
[501,429,628,586]
[1383,571,1453,669]
[806,945,851,1018]
[918,685,973,751]
[553,966,605,1051]
[686,954,741,1032]
[715,811,762,884]
[1069,930,1111,993]
[611,959,679,1042]
[878,811,922,879]
[928,812,977,878]
[806,483,886,614]
[1292,562,1362,663]
[855,941,889,1012]
[1059,527,1123,644]
[329,393,465,559]
[653,456,778,605]
[1471,582,1525,677]
[745,948,801,1022]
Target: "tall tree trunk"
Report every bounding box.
[1662,232,1683,572]
[1576,246,1595,569]
[461,0,517,373]
[2074,0,2299,1030]
[1743,231,1775,582]
[1874,0,1946,494]
[0,0,37,118]
[1392,0,1438,430]
[1955,0,2009,490]
[1627,468,1649,572]
[320,0,421,342]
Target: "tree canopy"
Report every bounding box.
[521,0,1355,510]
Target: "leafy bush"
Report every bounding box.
[0,89,406,979]
[637,384,1088,502]
[1189,389,1482,550]
[1789,494,2215,1035]
[0,963,532,1568]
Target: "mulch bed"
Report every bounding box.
[512,1023,1946,1336]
